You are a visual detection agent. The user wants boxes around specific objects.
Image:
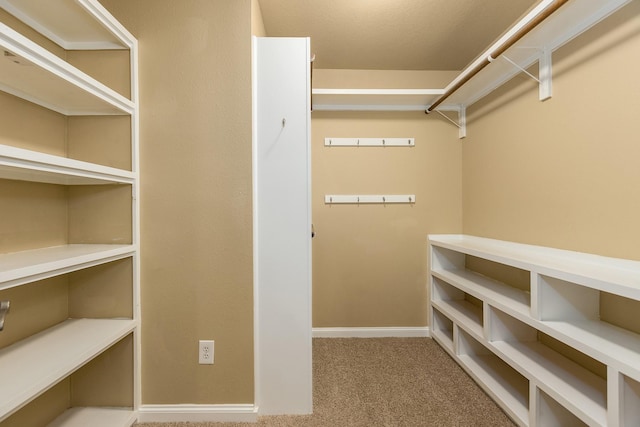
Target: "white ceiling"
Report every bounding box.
[258,0,538,70]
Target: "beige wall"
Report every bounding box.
[463,2,640,260]
[462,3,640,336]
[100,0,255,404]
[312,69,462,327]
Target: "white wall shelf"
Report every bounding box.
[312,0,633,140]
[0,22,134,115]
[0,318,135,422]
[312,88,443,112]
[429,234,640,426]
[0,0,139,424]
[0,144,135,185]
[0,244,136,291]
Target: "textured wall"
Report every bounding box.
[100,0,255,404]
[311,70,462,328]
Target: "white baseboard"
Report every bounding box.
[138,404,258,423]
[312,326,430,338]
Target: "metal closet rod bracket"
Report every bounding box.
[0,300,10,331]
[493,46,553,101]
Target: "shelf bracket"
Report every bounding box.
[433,106,466,139]
[499,47,552,101]
[0,300,10,331]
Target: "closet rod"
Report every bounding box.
[425,0,568,114]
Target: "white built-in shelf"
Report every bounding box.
[311,88,444,111]
[0,0,130,50]
[312,0,632,122]
[0,22,134,115]
[0,244,135,290]
[0,318,136,422]
[444,0,632,108]
[432,299,482,339]
[492,340,606,426]
[457,330,530,427]
[429,234,640,426]
[432,268,530,319]
[0,144,135,185]
[47,407,136,427]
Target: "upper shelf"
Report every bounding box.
[0,21,134,115]
[0,0,134,50]
[0,144,135,185]
[311,0,632,113]
[312,88,444,111]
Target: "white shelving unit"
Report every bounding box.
[0,0,139,426]
[428,234,640,427]
[311,0,632,138]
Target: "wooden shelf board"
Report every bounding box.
[0,318,135,422]
[458,353,529,426]
[431,329,454,354]
[0,244,135,290]
[492,340,606,426]
[432,299,483,338]
[0,144,134,185]
[542,320,640,382]
[0,22,133,115]
[47,407,136,427]
[430,234,640,300]
[432,268,530,318]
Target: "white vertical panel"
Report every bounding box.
[253,37,312,415]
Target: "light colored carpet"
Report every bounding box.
[136,338,516,426]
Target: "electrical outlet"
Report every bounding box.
[199,340,214,365]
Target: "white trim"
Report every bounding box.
[137,404,258,423]
[313,327,430,338]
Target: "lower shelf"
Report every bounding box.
[457,331,529,426]
[47,407,136,427]
[0,318,136,422]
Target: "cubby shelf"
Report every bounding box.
[429,234,640,426]
[0,144,135,185]
[0,318,135,422]
[0,244,135,291]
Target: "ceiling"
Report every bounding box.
[258,0,538,70]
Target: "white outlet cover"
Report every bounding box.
[199,340,214,365]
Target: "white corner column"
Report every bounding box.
[252,36,312,415]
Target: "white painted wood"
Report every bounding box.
[47,407,136,427]
[0,23,134,115]
[443,0,633,108]
[324,194,415,204]
[0,2,140,424]
[0,144,135,185]
[431,269,531,318]
[312,88,443,111]
[138,404,258,423]
[431,308,454,351]
[457,330,529,427]
[429,234,640,427]
[324,137,414,147]
[0,319,135,422]
[253,37,312,415]
[492,340,606,426]
[0,244,135,291]
[432,299,483,339]
[312,326,429,338]
[0,0,130,50]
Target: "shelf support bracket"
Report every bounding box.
[0,300,10,332]
[500,47,552,101]
[434,106,466,139]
